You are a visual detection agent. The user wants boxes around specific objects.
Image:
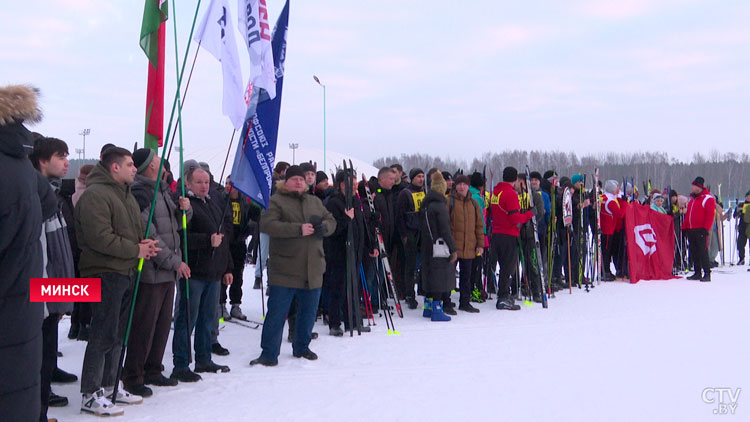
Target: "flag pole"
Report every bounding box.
[171,0,193,369]
[219,129,237,182]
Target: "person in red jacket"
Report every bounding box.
[681,176,716,282]
[490,167,533,310]
[601,180,627,280]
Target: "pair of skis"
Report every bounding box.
[524,166,548,308]
[361,174,403,335]
[343,160,363,337]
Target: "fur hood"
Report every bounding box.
[0,85,42,126]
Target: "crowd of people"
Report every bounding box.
[2,84,749,421]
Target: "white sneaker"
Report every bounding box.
[104,382,143,405]
[81,389,125,416]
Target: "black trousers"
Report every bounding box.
[737,229,747,261]
[457,258,473,306]
[687,228,710,276]
[325,261,348,329]
[402,233,419,298]
[470,255,483,293]
[40,313,60,421]
[71,302,92,326]
[222,242,246,305]
[80,272,133,394]
[492,233,519,299]
[602,233,618,275]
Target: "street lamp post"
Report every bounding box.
[289,142,299,165]
[79,128,90,159]
[312,75,326,171]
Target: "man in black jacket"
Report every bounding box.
[395,168,425,308]
[221,177,258,321]
[324,170,378,336]
[361,167,397,310]
[734,191,750,265]
[30,136,79,419]
[171,167,233,382]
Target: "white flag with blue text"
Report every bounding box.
[194,0,245,129]
[237,0,276,102]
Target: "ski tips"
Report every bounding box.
[524,301,533,307]
[387,330,401,335]
[219,317,225,323]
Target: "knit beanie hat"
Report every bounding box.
[315,170,328,185]
[470,171,484,188]
[300,162,316,174]
[529,171,542,181]
[543,170,556,180]
[502,166,518,183]
[284,165,305,180]
[430,171,447,195]
[692,177,705,189]
[409,168,424,181]
[454,174,471,187]
[132,148,155,174]
[571,174,583,185]
[604,179,618,194]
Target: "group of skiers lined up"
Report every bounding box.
[3,85,749,421]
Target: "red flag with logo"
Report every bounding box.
[625,203,679,283]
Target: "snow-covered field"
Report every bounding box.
[49,261,749,422]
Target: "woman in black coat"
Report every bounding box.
[420,171,457,322]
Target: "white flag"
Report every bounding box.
[237,0,276,100]
[194,0,246,129]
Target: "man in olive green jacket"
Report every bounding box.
[75,147,159,416]
[250,165,335,367]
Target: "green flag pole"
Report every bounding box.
[111,0,203,402]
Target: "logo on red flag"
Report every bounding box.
[625,204,680,283]
[634,223,657,256]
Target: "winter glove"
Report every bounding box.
[309,215,326,238]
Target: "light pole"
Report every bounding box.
[79,128,90,159]
[289,142,299,165]
[75,148,84,160]
[312,75,326,171]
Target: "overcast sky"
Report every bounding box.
[3,0,749,167]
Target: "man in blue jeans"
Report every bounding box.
[250,165,335,366]
[171,166,234,381]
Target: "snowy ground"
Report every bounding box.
[49,261,749,422]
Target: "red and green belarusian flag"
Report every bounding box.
[140,0,168,150]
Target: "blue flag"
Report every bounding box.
[229,0,288,209]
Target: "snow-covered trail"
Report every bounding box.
[50,265,749,422]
